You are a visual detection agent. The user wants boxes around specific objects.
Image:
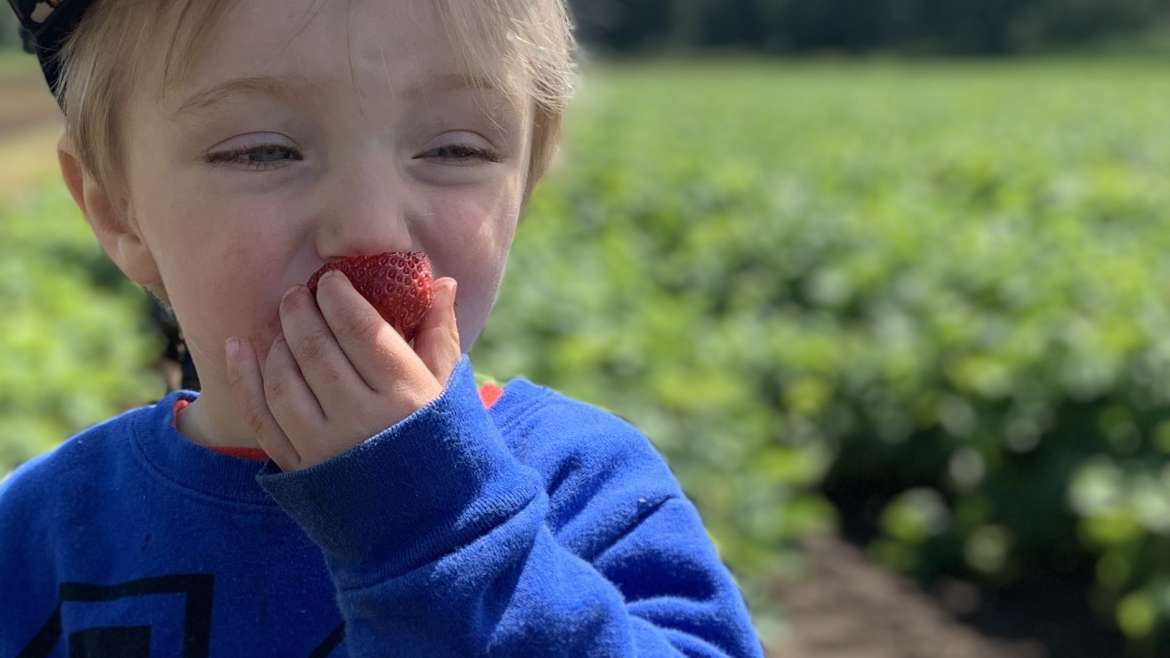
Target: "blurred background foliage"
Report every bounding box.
[0,184,161,469]
[565,0,1170,55]
[4,1,1170,655]
[3,0,1168,54]
[478,60,1170,652]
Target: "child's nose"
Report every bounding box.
[313,161,417,258]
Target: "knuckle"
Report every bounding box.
[226,362,244,387]
[317,364,344,387]
[280,287,306,315]
[240,398,267,435]
[265,375,287,402]
[345,312,385,344]
[297,331,332,363]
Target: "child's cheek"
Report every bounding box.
[185,243,289,367]
[422,196,520,349]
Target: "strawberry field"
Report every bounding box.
[4,57,1170,652]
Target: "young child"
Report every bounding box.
[1,1,766,655]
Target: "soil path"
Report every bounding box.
[768,536,1048,658]
[0,73,62,143]
[766,534,1130,658]
[0,73,65,199]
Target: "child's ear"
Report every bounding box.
[57,135,165,297]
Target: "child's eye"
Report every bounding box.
[418,144,503,164]
[206,144,303,170]
[205,142,500,171]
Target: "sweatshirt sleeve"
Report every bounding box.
[257,355,765,658]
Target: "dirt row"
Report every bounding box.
[767,536,1048,658]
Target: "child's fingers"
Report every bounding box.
[262,335,327,464]
[315,270,413,393]
[279,283,374,410]
[413,278,461,385]
[225,337,302,471]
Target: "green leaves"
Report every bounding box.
[0,183,162,474]
[472,59,1170,647]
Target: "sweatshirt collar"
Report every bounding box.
[129,355,547,506]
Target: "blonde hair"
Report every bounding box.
[56,0,578,204]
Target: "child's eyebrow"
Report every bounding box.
[170,72,503,119]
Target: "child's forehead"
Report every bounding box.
[153,0,523,113]
[183,3,461,82]
[166,71,521,122]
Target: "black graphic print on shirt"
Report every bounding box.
[18,575,344,658]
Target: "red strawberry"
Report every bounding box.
[306,252,434,342]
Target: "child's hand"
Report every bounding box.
[225,271,460,471]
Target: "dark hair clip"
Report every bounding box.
[6,0,92,108]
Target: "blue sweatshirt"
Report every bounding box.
[0,355,765,657]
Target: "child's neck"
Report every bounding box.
[176,396,262,451]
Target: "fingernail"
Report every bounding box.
[442,277,456,306]
[225,339,240,377]
[281,286,301,306]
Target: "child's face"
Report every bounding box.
[120,0,531,386]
